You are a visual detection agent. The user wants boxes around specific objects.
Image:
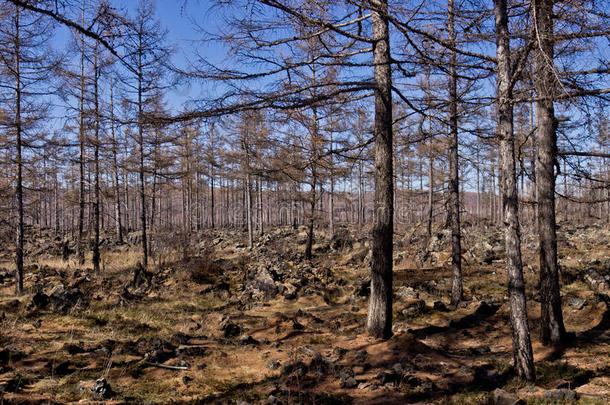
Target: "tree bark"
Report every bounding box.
[110,81,123,244]
[448,0,463,305]
[76,2,86,266]
[13,5,24,294]
[138,51,148,267]
[495,0,535,381]
[532,0,566,346]
[246,174,253,249]
[305,176,316,261]
[367,0,393,339]
[92,44,101,273]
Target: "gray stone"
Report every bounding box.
[91,378,112,400]
[265,360,281,370]
[541,389,577,401]
[341,377,358,389]
[339,367,357,388]
[566,296,587,310]
[402,299,426,316]
[396,286,419,300]
[490,388,524,405]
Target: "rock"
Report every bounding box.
[332,347,347,357]
[0,345,25,365]
[292,318,304,330]
[470,241,497,265]
[339,367,354,380]
[252,271,280,298]
[330,227,354,251]
[541,389,577,401]
[404,375,422,387]
[63,343,86,355]
[347,248,368,265]
[341,376,358,389]
[354,350,367,363]
[357,382,372,390]
[473,365,500,387]
[31,292,50,309]
[396,286,419,300]
[265,360,281,370]
[402,299,426,316]
[91,378,112,400]
[266,395,280,404]
[433,301,448,311]
[376,370,401,387]
[136,338,176,363]
[220,321,242,338]
[48,285,85,314]
[239,335,259,345]
[281,360,306,378]
[566,296,586,310]
[490,388,524,405]
[339,367,357,388]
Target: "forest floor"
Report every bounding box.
[0,220,609,404]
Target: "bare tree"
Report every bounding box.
[532,0,566,346]
[494,0,535,380]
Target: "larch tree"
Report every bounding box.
[494,0,535,380]
[0,1,56,294]
[122,0,170,268]
[532,0,567,346]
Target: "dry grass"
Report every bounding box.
[0,225,607,404]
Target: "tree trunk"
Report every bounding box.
[427,153,433,239]
[210,164,215,229]
[138,64,148,267]
[329,133,335,238]
[13,5,24,294]
[448,0,463,305]
[305,176,316,261]
[76,4,86,266]
[257,178,263,236]
[367,0,393,339]
[110,81,123,244]
[246,174,253,249]
[92,46,100,274]
[533,0,566,346]
[495,0,535,380]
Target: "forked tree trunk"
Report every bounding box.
[367,0,393,339]
[448,0,463,305]
[495,0,535,380]
[532,0,566,346]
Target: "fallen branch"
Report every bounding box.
[144,361,189,371]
